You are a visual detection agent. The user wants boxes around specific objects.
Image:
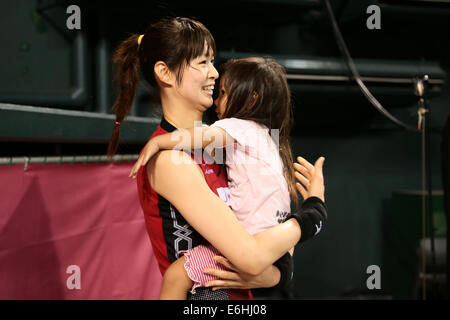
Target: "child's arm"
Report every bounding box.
[158,126,233,152]
[129,126,234,178]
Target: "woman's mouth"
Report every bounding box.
[202,85,214,96]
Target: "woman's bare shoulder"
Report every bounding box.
[146,150,203,192]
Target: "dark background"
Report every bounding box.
[1,0,449,299]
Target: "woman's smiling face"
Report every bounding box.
[174,45,219,112]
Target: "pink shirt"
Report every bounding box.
[211,118,291,235]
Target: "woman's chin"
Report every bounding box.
[199,99,214,110]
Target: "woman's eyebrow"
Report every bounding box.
[195,55,214,62]
[197,53,210,60]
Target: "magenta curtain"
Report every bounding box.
[0,162,162,299]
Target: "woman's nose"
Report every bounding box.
[210,64,219,80]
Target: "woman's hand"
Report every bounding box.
[293,156,325,202]
[203,256,280,290]
[129,138,161,179]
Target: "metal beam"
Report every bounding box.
[0,103,158,143]
[0,31,89,108]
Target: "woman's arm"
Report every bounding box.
[199,156,321,289]
[147,150,301,276]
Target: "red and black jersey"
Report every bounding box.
[136,117,252,300]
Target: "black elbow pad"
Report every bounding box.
[289,196,327,243]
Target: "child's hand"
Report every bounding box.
[293,156,325,202]
[129,138,161,179]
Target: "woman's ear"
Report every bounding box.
[154,61,174,86]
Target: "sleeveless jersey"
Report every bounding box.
[136,117,252,300]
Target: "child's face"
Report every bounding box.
[214,77,228,119]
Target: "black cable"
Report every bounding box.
[323,0,420,133]
[323,0,438,298]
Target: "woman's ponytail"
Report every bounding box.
[107,34,141,159]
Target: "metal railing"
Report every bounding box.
[0,154,138,168]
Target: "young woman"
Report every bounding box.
[108,17,327,300]
[129,57,326,299]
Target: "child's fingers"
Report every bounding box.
[130,156,146,178]
[143,152,152,166]
[129,159,142,178]
[129,163,138,178]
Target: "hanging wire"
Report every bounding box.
[323,0,421,133]
[323,0,438,299]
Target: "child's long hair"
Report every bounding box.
[107,17,216,158]
[219,57,298,206]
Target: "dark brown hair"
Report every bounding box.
[220,57,298,205]
[107,17,216,158]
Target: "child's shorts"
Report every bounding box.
[180,244,227,294]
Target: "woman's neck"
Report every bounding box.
[161,98,204,129]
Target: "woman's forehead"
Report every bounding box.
[190,45,214,62]
[202,42,214,58]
